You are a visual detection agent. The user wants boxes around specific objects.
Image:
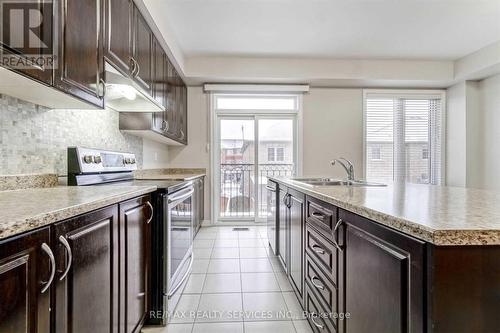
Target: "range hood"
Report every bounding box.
[104,62,164,112]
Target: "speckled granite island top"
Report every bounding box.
[272,178,500,246]
[0,185,157,240]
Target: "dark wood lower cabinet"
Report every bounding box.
[193,177,205,237]
[340,209,426,333]
[274,183,500,333]
[0,227,51,333]
[305,283,337,333]
[278,188,289,272]
[52,205,119,333]
[119,195,152,333]
[289,189,305,301]
[429,246,500,332]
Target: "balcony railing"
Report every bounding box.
[220,163,294,218]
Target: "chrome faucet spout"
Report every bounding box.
[331,158,355,181]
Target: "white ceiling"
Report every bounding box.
[147,0,500,60]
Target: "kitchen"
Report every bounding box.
[0,1,499,333]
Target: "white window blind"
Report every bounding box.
[364,92,444,185]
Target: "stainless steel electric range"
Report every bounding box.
[67,147,194,326]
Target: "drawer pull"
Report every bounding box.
[311,211,324,220]
[311,315,325,330]
[311,276,325,290]
[311,244,325,254]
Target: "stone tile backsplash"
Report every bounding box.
[0,94,143,175]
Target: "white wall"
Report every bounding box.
[446,74,500,190]
[167,87,211,218]
[302,88,364,178]
[446,82,467,186]
[142,138,170,169]
[465,81,481,188]
[476,74,500,190]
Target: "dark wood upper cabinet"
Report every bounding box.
[103,0,132,75]
[0,227,51,333]
[0,0,53,84]
[165,59,178,138]
[339,209,425,333]
[153,37,166,108]
[119,195,152,333]
[179,82,188,144]
[131,5,153,95]
[170,70,188,144]
[52,205,119,333]
[152,37,166,134]
[54,0,104,108]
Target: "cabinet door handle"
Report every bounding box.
[162,120,169,132]
[58,236,73,281]
[311,244,325,255]
[146,201,154,224]
[98,78,106,98]
[135,60,141,78]
[311,212,324,220]
[129,57,136,75]
[311,276,325,290]
[265,185,276,192]
[333,219,343,251]
[40,243,56,294]
[311,315,325,330]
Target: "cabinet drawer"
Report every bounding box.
[306,225,337,284]
[305,283,337,333]
[306,196,338,242]
[306,254,337,312]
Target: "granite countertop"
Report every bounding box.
[135,174,206,181]
[0,173,59,191]
[134,168,206,182]
[0,185,157,240]
[272,177,500,246]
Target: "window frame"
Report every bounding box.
[267,147,276,162]
[210,92,304,225]
[370,147,382,161]
[422,147,429,160]
[362,89,446,184]
[276,147,285,162]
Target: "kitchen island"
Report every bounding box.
[269,177,500,333]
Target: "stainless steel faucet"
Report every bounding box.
[331,158,355,181]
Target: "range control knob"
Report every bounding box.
[93,155,102,164]
[83,155,93,164]
[124,158,131,165]
[130,158,136,164]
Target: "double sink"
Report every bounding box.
[291,178,387,187]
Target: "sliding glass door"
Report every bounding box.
[213,94,299,223]
[218,117,256,220]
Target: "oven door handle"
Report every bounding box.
[167,252,194,298]
[168,188,194,204]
